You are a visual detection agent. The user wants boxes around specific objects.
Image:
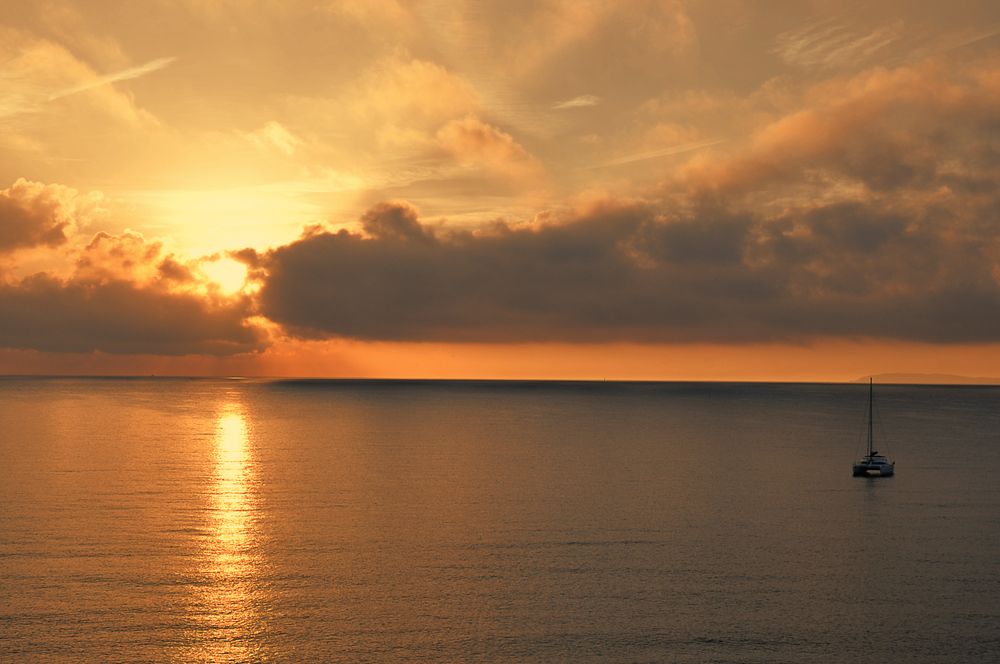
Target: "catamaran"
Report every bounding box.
[852,378,895,477]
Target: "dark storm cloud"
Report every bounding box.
[218,57,1000,345]
[0,274,264,355]
[254,191,1000,344]
[637,207,753,264]
[254,56,1000,343]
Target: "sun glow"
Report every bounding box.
[202,257,248,294]
[129,187,337,257]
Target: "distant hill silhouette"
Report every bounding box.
[853,373,1000,385]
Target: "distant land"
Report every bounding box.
[855,373,1000,385]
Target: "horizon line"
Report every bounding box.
[2,373,998,387]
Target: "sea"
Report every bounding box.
[1,378,998,663]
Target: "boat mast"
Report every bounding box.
[867,377,874,457]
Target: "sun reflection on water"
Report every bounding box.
[194,403,263,660]
[215,409,250,555]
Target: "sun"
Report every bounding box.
[202,257,248,294]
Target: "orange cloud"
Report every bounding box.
[352,56,480,129]
[0,178,103,254]
[0,179,265,356]
[74,230,164,283]
[436,115,544,181]
[681,57,1000,196]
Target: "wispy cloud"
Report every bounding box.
[933,23,1000,55]
[553,94,600,110]
[48,56,176,101]
[773,20,901,69]
[584,138,725,170]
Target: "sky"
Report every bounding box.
[1,0,1000,381]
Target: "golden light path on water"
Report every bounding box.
[194,402,263,660]
[215,407,251,555]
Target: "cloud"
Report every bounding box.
[0,274,263,355]
[0,178,103,253]
[586,138,725,169]
[253,55,1000,346]
[360,201,433,243]
[252,183,1000,345]
[680,58,1000,197]
[436,115,544,181]
[351,56,479,129]
[242,120,301,155]
[0,28,159,131]
[772,20,902,70]
[0,180,266,356]
[2,5,998,360]
[74,230,166,283]
[47,56,176,101]
[553,94,600,109]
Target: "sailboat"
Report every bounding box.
[852,378,895,477]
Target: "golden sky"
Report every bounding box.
[2,0,1000,380]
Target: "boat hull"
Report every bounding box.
[852,462,894,477]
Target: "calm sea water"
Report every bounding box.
[1,378,998,662]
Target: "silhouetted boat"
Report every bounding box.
[853,378,894,477]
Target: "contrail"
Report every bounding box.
[48,57,176,101]
[583,138,725,170]
[553,94,600,110]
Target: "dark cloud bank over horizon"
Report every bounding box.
[2,56,1000,355]
[0,182,264,356]
[253,59,1000,347]
[0,275,262,355]
[251,195,1000,345]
